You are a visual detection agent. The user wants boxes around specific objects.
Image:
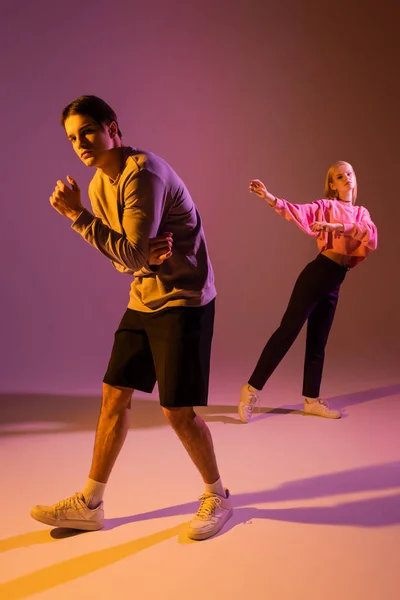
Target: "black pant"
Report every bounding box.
[249,254,349,398]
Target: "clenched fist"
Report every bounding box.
[50,176,84,221]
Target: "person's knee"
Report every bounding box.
[101,383,133,415]
[162,406,195,430]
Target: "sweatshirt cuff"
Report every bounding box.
[273,197,285,210]
[135,264,160,276]
[71,209,96,233]
[343,223,355,235]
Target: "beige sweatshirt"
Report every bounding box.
[71,147,216,311]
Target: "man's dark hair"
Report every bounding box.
[61,95,122,138]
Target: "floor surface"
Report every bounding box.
[1,367,399,600]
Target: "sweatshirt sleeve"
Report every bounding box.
[71,170,165,272]
[273,197,321,237]
[342,207,378,251]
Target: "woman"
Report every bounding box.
[238,161,378,423]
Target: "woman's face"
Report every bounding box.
[330,164,356,200]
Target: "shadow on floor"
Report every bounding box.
[102,459,400,530]
[0,383,399,435]
[1,461,400,598]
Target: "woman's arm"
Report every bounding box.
[342,207,378,251]
[249,179,321,237]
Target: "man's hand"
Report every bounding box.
[49,176,84,221]
[148,232,173,265]
[311,221,344,233]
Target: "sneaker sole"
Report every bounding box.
[238,406,251,424]
[30,511,103,531]
[187,508,233,541]
[303,410,341,419]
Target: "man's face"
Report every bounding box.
[64,114,115,167]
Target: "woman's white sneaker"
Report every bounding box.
[238,384,259,423]
[304,398,341,419]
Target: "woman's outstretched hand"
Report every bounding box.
[249,179,277,207]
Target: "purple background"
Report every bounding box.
[1,0,398,395]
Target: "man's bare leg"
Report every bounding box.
[163,406,232,540]
[88,383,133,482]
[30,383,133,530]
[162,407,220,485]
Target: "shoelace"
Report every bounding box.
[56,493,84,509]
[317,398,330,409]
[247,393,258,407]
[244,391,259,416]
[195,494,222,520]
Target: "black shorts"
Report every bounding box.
[103,300,215,407]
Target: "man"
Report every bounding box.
[30,95,232,541]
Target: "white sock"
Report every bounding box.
[82,478,106,509]
[205,477,226,498]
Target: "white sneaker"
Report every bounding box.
[187,490,233,540]
[304,398,341,419]
[30,492,104,531]
[238,384,259,423]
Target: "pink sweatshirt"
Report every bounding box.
[274,197,378,267]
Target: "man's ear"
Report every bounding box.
[108,121,118,138]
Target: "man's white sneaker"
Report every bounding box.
[30,492,104,531]
[238,384,259,423]
[187,490,233,541]
[304,398,341,419]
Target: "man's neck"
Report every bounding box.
[98,146,126,181]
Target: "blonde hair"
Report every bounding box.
[324,160,357,204]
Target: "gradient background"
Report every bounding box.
[1,2,400,599]
[1,0,398,396]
